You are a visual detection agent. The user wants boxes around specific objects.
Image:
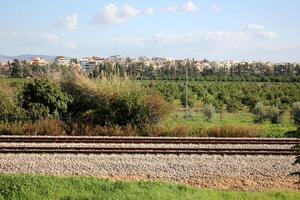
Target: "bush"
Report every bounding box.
[141,124,168,136]
[21,79,72,120]
[202,104,215,122]
[206,125,261,137]
[143,91,172,124]
[180,90,197,108]
[267,106,284,124]
[291,102,300,126]
[225,97,241,113]
[0,81,27,122]
[171,125,189,137]
[0,119,66,135]
[0,120,139,136]
[252,103,268,123]
[62,75,170,127]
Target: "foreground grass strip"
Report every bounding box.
[0,175,299,200]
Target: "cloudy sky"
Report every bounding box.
[0,0,300,61]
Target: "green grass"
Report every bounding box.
[161,110,297,137]
[0,175,299,200]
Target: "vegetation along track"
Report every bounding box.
[0,136,299,155]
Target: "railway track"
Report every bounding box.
[0,136,299,155]
[0,136,299,145]
[0,146,296,155]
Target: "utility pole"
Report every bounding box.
[184,59,192,121]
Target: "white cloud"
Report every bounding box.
[245,24,265,31]
[65,42,77,49]
[56,14,79,31]
[166,6,179,12]
[112,25,284,61]
[24,32,59,44]
[115,24,277,48]
[150,24,277,45]
[0,31,60,46]
[166,1,198,13]
[210,4,221,12]
[93,4,140,25]
[0,31,18,38]
[182,1,198,12]
[244,24,278,39]
[145,7,155,15]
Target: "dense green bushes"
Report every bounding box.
[0,76,170,130]
[21,79,72,120]
[62,76,170,126]
[0,81,26,122]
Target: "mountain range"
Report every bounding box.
[0,55,57,63]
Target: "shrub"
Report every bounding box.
[141,124,168,136]
[267,106,284,124]
[171,125,189,137]
[0,119,66,135]
[252,103,268,123]
[225,97,241,113]
[180,90,197,108]
[0,120,139,136]
[291,102,300,126]
[65,123,137,136]
[61,74,170,127]
[0,81,27,122]
[143,91,172,124]
[202,104,215,122]
[207,125,261,137]
[22,79,73,120]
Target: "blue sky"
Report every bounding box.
[0,0,300,61]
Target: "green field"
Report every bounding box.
[0,175,299,200]
[161,110,297,137]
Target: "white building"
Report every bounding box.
[110,55,125,62]
[30,57,46,65]
[79,57,96,72]
[54,56,70,65]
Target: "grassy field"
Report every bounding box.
[161,110,297,137]
[0,175,299,200]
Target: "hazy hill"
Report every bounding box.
[0,55,57,62]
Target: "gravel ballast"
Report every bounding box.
[0,153,299,191]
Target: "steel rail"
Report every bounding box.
[0,146,295,155]
[0,136,299,145]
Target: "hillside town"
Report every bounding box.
[0,55,299,74]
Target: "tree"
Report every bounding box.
[180,90,197,108]
[203,104,215,122]
[10,59,23,78]
[22,79,72,120]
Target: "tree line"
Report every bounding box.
[1,59,300,82]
